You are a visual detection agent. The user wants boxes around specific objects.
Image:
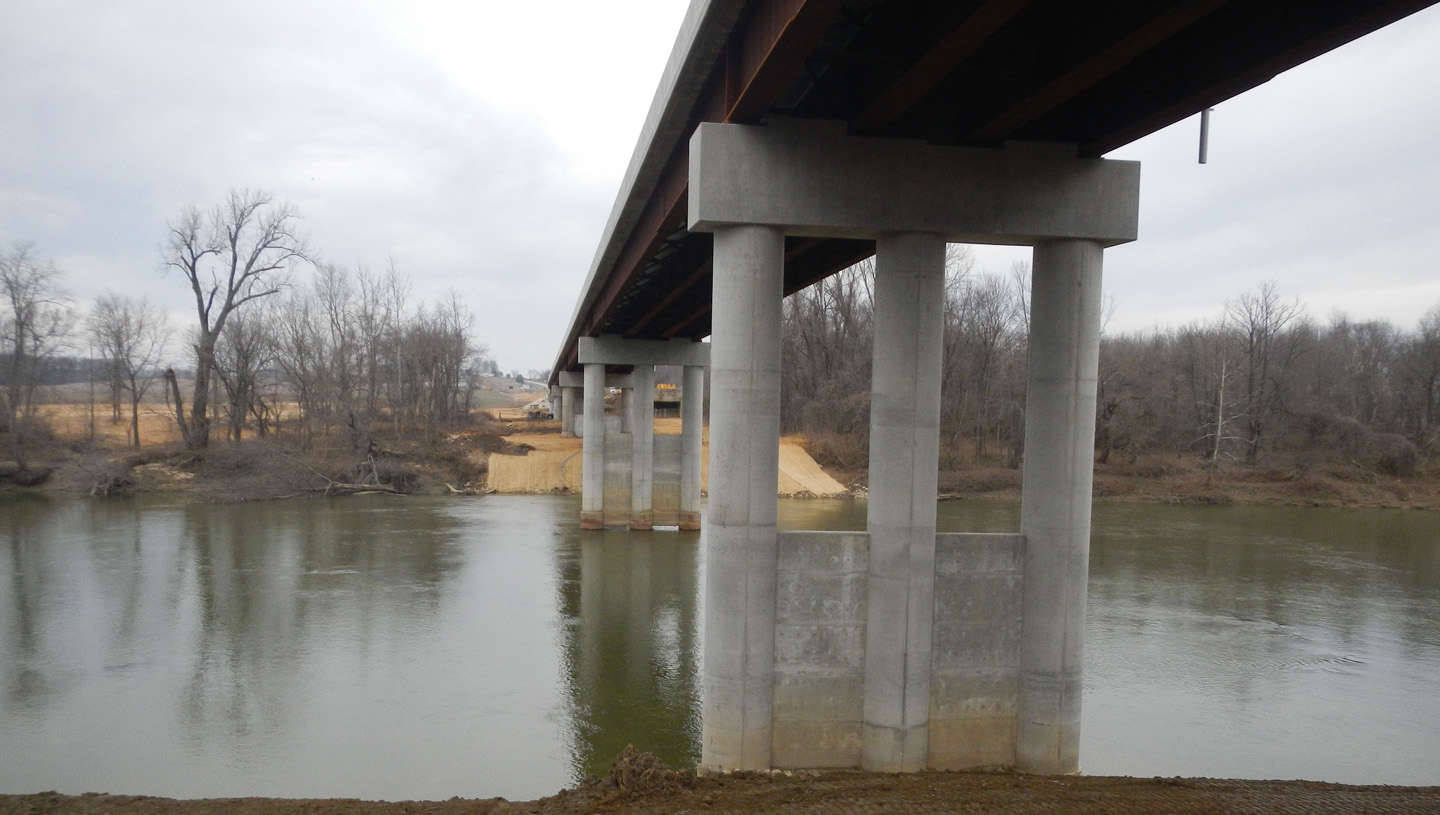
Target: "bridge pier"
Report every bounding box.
[863,232,946,772]
[630,363,656,530]
[690,121,1139,775]
[561,384,578,437]
[580,362,607,530]
[704,223,785,769]
[1018,240,1104,772]
[680,364,705,530]
[575,337,711,531]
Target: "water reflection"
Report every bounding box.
[554,527,701,778]
[0,495,547,800]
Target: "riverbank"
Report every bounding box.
[6,404,1440,509]
[6,766,1439,815]
[828,453,1440,510]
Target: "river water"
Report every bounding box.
[1,494,1437,800]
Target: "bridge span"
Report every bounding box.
[547,0,1438,780]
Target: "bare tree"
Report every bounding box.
[1225,281,1307,463]
[393,291,473,442]
[780,257,874,446]
[1,244,74,465]
[1398,306,1440,448]
[87,293,169,446]
[213,306,276,441]
[161,189,309,447]
[272,287,330,445]
[941,261,1026,462]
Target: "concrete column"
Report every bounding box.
[561,386,578,438]
[581,362,607,530]
[630,364,656,530]
[680,364,705,531]
[862,232,946,772]
[1017,239,1104,773]
[702,223,784,772]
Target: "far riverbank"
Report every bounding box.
[5,406,1440,510]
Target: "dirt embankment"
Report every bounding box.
[485,419,848,498]
[5,749,1438,815]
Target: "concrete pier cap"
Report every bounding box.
[689,121,1139,246]
[689,119,1139,776]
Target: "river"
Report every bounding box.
[1,494,1437,800]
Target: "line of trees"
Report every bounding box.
[1,188,491,465]
[1100,282,1429,476]
[783,251,1437,477]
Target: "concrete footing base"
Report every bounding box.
[769,530,1024,770]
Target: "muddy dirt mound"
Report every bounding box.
[600,745,690,794]
[466,432,534,456]
[0,462,53,487]
[541,746,695,812]
[778,442,848,497]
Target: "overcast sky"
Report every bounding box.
[3,1,1438,372]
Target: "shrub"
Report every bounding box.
[1364,433,1418,477]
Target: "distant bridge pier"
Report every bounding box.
[680,363,705,530]
[560,383,578,438]
[576,337,710,531]
[630,362,656,529]
[580,362,608,529]
[691,121,1139,775]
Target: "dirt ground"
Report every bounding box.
[6,768,1438,815]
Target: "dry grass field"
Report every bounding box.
[36,401,186,447]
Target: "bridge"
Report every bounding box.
[547,0,1437,779]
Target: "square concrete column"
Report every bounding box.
[630,364,656,530]
[863,232,946,772]
[581,362,607,530]
[1017,239,1104,773]
[561,385,578,438]
[680,364,705,531]
[702,223,784,772]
